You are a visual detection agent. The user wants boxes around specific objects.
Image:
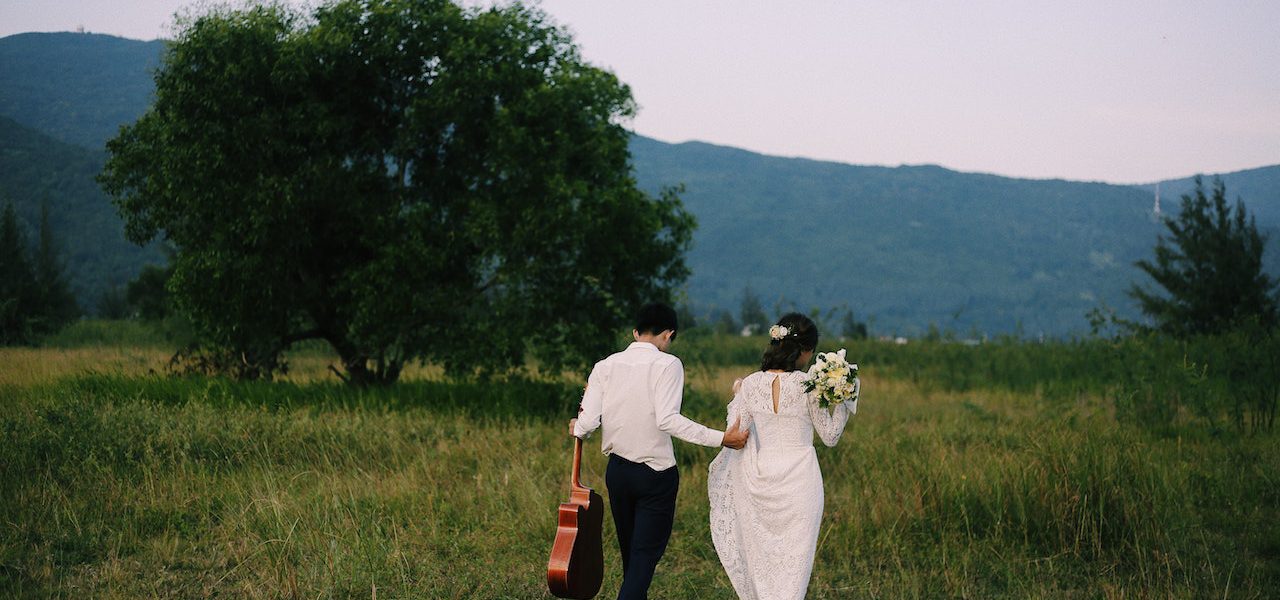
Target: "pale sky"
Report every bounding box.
[3,0,1278,183]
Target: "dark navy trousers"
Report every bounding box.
[604,454,679,600]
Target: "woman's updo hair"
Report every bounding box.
[760,313,819,371]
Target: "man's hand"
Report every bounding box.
[721,417,749,449]
[568,418,578,437]
[732,378,743,395]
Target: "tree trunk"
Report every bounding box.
[322,333,403,387]
[339,355,402,387]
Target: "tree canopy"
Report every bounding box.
[1130,176,1279,337]
[99,0,695,384]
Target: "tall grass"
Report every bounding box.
[2,345,1277,598]
[36,321,1279,433]
[38,319,174,349]
[681,331,1280,433]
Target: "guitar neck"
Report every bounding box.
[570,436,583,489]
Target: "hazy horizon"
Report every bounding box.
[2,0,1278,185]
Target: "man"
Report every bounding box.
[570,302,749,600]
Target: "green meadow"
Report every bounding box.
[2,323,1278,598]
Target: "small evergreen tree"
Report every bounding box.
[1130,176,1279,336]
[33,198,79,331]
[713,309,739,336]
[840,308,868,340]
[0,199,81,343]
[127,264,173,321]
[0,203,38,344]
[739,287,769,334]
[674,303,699,333]
[97,286,132,320]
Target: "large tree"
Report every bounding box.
[1130,176,1279,336]
[99,0,694,384]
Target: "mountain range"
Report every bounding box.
[2,31,1277,336]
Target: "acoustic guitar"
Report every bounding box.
[546,435,604,599]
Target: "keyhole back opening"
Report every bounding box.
[771,375,780,414]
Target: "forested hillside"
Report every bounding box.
[2,31,1276,334]
[0,32,163,150]
[631,138,1168,335]
[0,115,164,305]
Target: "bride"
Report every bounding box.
[707,313,856,599]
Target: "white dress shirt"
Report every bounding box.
[574,341,724,471]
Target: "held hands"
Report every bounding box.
[721,417,749,449]
[720,378,748,449]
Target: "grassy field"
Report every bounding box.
[2,329,1278,598]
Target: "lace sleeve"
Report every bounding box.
[725,378,754,431]
[726,395,754,432]
[807,386,852,447]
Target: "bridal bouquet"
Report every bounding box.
[803,349,859,409]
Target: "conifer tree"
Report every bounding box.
[33,198,79,331]
[1130,176,1279,336]
[0,202,37,344]
[740,287,769,334]
[840,308,868,340]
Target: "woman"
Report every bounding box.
[707,313,856,599]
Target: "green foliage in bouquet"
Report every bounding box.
[802,349,859,409]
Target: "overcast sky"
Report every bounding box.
[3,0,1278,183]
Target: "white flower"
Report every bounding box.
[769,325,789,340]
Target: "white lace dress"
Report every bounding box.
[708,370,855,600]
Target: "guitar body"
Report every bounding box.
[547,438,605,599]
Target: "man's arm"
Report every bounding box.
[572,363,606,438]
[654,359,747,448]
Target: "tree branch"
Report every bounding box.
[328,364,349,384]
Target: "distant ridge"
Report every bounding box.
[1136,165,1280,287]
[1137,165,1280,223]
[0,32,165,150]
[0,31,1276,333]
[0,115,165,303]
[631,136,1172,335]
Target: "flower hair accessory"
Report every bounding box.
[769,325,790,340]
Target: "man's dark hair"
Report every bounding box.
[635,302,679,338]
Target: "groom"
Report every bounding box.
[570,302,749,600]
